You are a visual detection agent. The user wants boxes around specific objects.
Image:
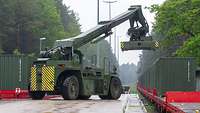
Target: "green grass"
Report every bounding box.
[130,83,137,94]
[138,91,158,113]
[129,84,158,113]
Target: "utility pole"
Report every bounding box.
[16,0,20,53]
[97,0,100,24]
[103,0,117,44]
[114,28,116,55]
[116,35,120,68]
[97,0,100,67]
[17,24,20,52]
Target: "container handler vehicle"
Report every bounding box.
[29,5,158,100]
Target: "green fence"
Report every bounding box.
[0,55,35,90]
[138,57,197,96]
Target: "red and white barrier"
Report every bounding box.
[0,89,29,99]
[137,84,185,113]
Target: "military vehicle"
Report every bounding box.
[29,5,158,100]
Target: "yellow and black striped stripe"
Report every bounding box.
[154,41,159,48]
[121,42,125,49]
[31,67,37,91]
[41,66,55,91]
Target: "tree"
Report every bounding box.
[0,0,80,54]
[141,0,200,65]
[152,0,200,40]
[176,34,200,65]
[138,0,200,73]
[55,0,81,37]
[35,0,66,48]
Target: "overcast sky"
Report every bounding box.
[63,0,165,65]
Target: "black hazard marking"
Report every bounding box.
[41,66,55,91]
[31,67,37,91]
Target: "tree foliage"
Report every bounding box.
[139,0,200,74]
[176,34,200,65]
[152,0,200,40]
[0,0,80,54]
[55,0,81,37]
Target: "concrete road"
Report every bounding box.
[0,95,125,113]
[125,94,147,113]
[0,94,146,113]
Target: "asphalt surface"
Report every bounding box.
[0,95,146,113]
[171,103,200,113]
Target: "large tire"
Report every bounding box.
[62,76,79,100]
[30,91,45,100]
[99,77,122,100]
[108,77,122,100]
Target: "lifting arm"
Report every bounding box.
[54,5,149,49]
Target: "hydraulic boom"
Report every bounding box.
[54,5,153,50]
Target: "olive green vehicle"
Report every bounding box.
[29,5,156,100]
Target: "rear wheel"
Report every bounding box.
[61,76,79,100]
[109,77,122,99]
[99,77,122,100]
[30,91,45,100]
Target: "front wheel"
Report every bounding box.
[108,77,122,100]
[29,91,45,100]
[61,76,79,100]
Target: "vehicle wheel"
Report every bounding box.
[99,95,109,100]
[62,76,79,100]
[78,95,91,100]
[30,91,45,100]
[108,77,122,100]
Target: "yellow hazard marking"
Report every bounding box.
[121,42,125,49]
[31,67,37,91]
[42,66,55,91]
[154,41,159,48]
